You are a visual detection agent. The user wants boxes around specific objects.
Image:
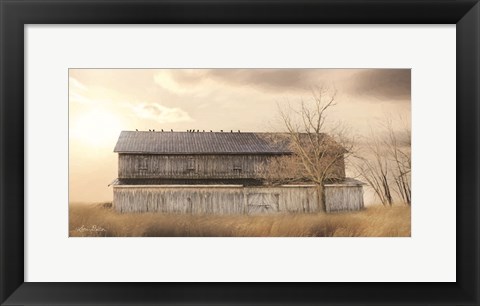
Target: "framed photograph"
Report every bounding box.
[1,0,478,305]
[68,68,410,238]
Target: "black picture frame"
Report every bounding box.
[1,1,478,305]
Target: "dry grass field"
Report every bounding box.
[69,203,410,237]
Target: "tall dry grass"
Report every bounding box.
[69,203,410,237]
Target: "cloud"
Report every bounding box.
[347,69,411,101]
[69,77,92,104]
[69,92,93,104]
[132,102,193,123]
[167,69,324,93]
[153,69,411,102]
[69,77,88,92]
[208,69,323,91]
[153,70,215,97]
[153,71,188,93]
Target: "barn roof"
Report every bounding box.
[114,131,293,155]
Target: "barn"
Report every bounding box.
[111,131,364,214]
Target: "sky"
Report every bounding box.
[69,69,411,203]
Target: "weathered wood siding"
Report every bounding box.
[113,186,245,214]
[330,156,346,179]
[113,184,363,214]
[118,153,345,180]
[325,185,364,213]
[118,154,273,179]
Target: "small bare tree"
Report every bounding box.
[354,129,394,206]
[354,117,411,206]
[384,119,411,205]
[260,86,354,212]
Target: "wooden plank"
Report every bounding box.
[113,184,363,215]
[118,153,347,181]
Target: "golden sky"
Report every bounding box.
[69,69,411,203]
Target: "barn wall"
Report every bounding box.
[118,153,346,180]
[330,156,346,179]
[113,186,246,214]
[118,154,272,179]
[113,184,363,215]
[325,185,364,213]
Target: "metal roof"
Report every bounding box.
[114,131,293,154]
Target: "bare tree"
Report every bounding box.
[257,151,306,185]
[354,117,411,206]
[353,129,394,206]
[260,86,354,212]
[384,119,411,205]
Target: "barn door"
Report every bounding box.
[247,193,279,214]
